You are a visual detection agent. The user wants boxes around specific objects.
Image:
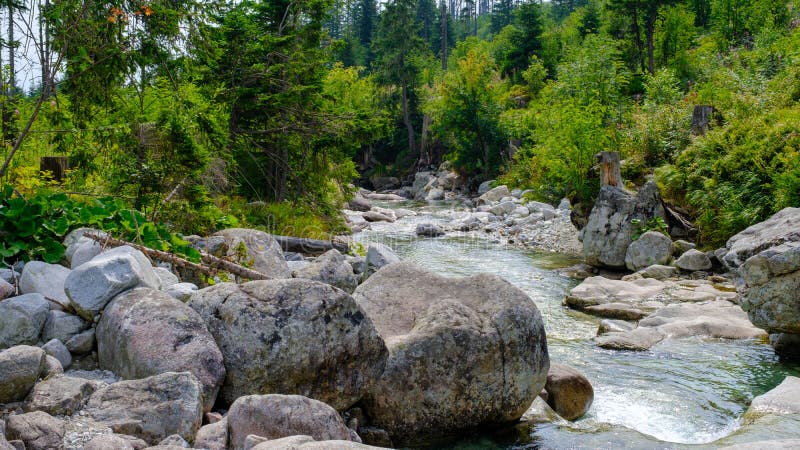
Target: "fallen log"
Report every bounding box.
[84,233,272,281]
[272,235,349,255]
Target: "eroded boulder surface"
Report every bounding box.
[625,231,673,271]
[97,288,225,412]
[227,395,353,450]
[352,262,549,445]
[24,375,99,416]
[188,279,387,409]
[581,182,666,269]
[6,411,65,450]
[84,372,204,445]
[544,364,593,421]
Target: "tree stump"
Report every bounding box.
[40,156,69,182]
[691,105,716,135]
[595,151,624,188]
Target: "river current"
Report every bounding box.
[353,201,800,449]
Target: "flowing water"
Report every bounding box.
[354,201,800,449]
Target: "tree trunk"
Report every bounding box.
[631,6,646,74]
[8,3,15,94]
[441,1,448,71]
[645,10,657,75]
[691,105,716,135]
[595,151,624,188]
[40,156,69,182]
[401,79,416,156]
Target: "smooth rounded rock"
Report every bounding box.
[544,364,594,420]
[625,231,673,271]
[293,249,358,293]
[19,262,71,308]
[352,262,549,445]
[6,411,65,450]
[0,293,50,349]
[0,345,47,403]
[675,249,712,272]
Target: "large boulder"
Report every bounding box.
[97,288,225,412]
[6,411,65,450]
[477,185,510,205]
[188,279,387,409]
[624,231,673,271]
[352,262,549,445]
[0,293,49,348]
[24,375,99,416]
[194,417,227,450]
[18,261,71,308]
[250,437,382,449]
[65,236,104,269]
[212,229,291,278]
[84,372,204,445]
[293,250,358,294]
[227,395,353,450]
[581,182,666,269]
[747,376,800,416]
[721,208,800,337]
[65,245,161,320]
[0,345,46,403]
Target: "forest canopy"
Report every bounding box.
[0,0,798,248]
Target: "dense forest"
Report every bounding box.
[1,0,799,261]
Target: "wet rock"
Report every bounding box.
[227,394,353,450]
[581,182,666,269]
[584,303,648,320]
[24,375,99,416]
[293,249,359,293]
[770,333,800,359]
[0,345,47,403]
[595,327,665,351]
[347,197,371,212]
[720,440,800,450]
[362,211,394,223]
[352,262,549,445]
[675,249,712,272]
[544,364,594,421]
[65,246,161,321]
[0,293,50,348]
[42,339,71,369]
[566,277,666,312]
[415,223,444,237]
[19,261,71,309]
[84,372,203,445]
[6,411,65,450]
[747,376,800,416]
[625,231,673,271]
[212,229,292,278]
[597,319,636,335]
[188,280,387,410]
[97,288,225,412]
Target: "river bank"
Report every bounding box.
[352,195,800,449]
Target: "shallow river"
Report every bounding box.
[354,201,800,449]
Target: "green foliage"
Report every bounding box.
[631,216,669,240]
[0,187,201,264]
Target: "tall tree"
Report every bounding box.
[500,2,544,79]
[608,0,677,74]
[372,0,428,158]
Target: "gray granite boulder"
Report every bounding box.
[24,375,99,416]
[352,262,549,445]
[42,310,89,344]
[227,395,353,450]
[0,345,47,403]
[6,411,65,450]
[212,228,291,278]
[97,288,225,412]
[674,249,712,271]
[581,182,666,269]
[293,249,359,294]
[19,261,71,308]
[65,245,161,320]
[188,280,387,410]
[84,372,204,445]
[0,293,49,348]
[625,231,673,271]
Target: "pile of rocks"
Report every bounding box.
[0,226,554,448]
